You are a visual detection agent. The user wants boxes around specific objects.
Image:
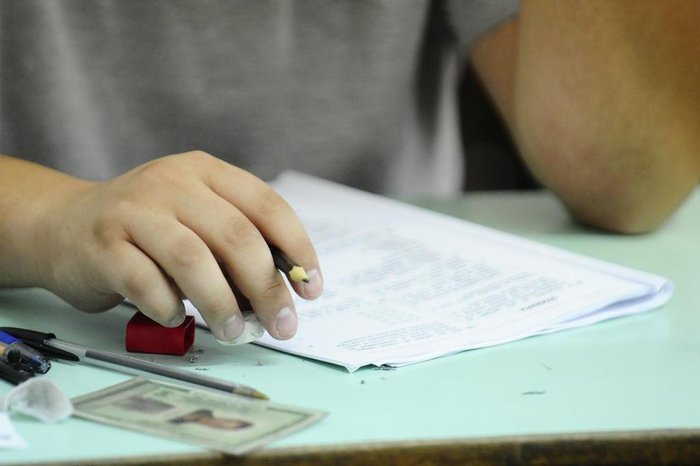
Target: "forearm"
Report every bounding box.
[0,154,90,286]
[473,1,700,233]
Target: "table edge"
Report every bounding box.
[10,428,700,466]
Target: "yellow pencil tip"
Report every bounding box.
[289,266,310,283]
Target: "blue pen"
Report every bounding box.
[0,330,51,374]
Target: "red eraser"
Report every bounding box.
[126,311,195,356]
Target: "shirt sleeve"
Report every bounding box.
[445,0,519,51]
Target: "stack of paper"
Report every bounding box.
[193,172,673,372]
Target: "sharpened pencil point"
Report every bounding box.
[270,246,309,283]
[289,266,310,283]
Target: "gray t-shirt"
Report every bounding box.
[0,0,518,196]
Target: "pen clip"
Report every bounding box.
[0,327,79,362]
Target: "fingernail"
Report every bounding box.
[219,314,244,341]
[301,269,323,299]
[167,314,185,327]
[275,307,297,339]
[167,302,186,327]
[216,314,265,346]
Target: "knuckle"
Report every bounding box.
[221,216,260,247]
[184,149,213,160]
[110,198,137,218]
[200,292,236,322]
[119,264,159,300]
[132,156,192,186]
[131,151,222,191]
[169,234,208,268]
[181,150,216,167]
[133,160,176,186]
[257,185,287,216]
[258,275,288,300]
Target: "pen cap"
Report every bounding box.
[0,327,79,361]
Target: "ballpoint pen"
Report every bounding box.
[0,329,51,374]
[0,327,268,400]
[0,359,33,385]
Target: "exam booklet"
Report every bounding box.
[191,171,673,372]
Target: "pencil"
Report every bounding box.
[270,246,309,283]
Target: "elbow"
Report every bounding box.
[554,173,697,235]
[517,131,699,236]
[567,203,669,235]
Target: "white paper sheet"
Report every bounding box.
[190,172,672,372]
[0,412,27,449]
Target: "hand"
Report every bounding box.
[33,151,323,341]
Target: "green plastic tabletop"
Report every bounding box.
[2,188,699,465]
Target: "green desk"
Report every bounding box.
[2,189,700,466]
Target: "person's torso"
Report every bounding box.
[0,0,516,195]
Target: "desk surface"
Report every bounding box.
[2,189,700,466]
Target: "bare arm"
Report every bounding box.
[0,155,84,287]
[0,153,323,341]
[470,1,700,233]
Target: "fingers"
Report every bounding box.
[205,160,324,300]
[126,214,245,341]
[72,151,323,343]
[175,185,299,340]
[288,267,324,302]
[102,241,185,327]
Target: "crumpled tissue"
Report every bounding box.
[1,377,73,423]
[216,311,265,346]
